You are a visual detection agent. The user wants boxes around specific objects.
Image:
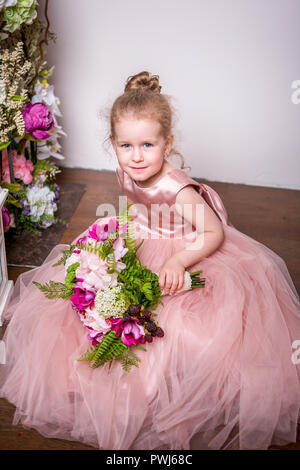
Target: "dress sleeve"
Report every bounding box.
[175,174,233,227]
[197,183,234,227]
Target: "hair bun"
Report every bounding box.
[124,71,161,93]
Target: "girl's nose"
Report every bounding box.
[132,147,143,162]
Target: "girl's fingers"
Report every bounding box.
[164,272,174,295]
[159,270,185,295]
[159,271,166,290]
[169,273,179,295]
[176,273,184,292]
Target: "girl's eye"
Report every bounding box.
[121,144,130,148]
[144,143,152,148]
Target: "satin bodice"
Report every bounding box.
[115,166,233,239]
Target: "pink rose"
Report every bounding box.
[22,102,55,140]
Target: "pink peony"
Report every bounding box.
[22,102,55,140]
[71,283,96,310]
[2,206,11,231]
[75,250,117,290]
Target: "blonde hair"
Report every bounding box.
[109,71,190,171]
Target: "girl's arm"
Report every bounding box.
[158,185,225,295]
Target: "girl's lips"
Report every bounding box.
[131,167,146,170]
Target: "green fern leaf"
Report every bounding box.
[33,280,72,299]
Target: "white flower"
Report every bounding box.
[25,185,57,223]
[32,79,67,161]
[32,79,62,117]
[37,141,65,161]
[94,285,126,318]
[0,0,17,11]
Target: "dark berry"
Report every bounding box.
[138,318,146,325]
[146,322,157,333]
[128,304,141,316]
[155,327,164,337]
[123,312,131,321]
[143,310,152,320]
[145,334,153,343]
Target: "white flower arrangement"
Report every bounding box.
[94,285,127,318]
[25,184,57,226]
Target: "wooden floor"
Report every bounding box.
[0,167,299,450]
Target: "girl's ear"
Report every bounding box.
[165,134,174,156]
[110,135,116,151]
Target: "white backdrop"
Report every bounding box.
[40,0,300,189]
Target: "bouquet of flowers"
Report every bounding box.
[33,204,205,372]
[0,2,66,234]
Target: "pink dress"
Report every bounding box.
[1,166,300,450]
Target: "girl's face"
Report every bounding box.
[110,114,173,187]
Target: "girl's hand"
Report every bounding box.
[158,255,186,296]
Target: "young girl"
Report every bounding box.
[1,71,300,451]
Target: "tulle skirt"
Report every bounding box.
[1,221,300,450]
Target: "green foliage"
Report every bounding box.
[1,182,22,193]
[18,212,40,233]
[32,160,61,183]
[52,245,77,267]
[116,203,137,252]
[78,330,144,372]
[117,248,163,311]
[65,262,79,293]
[32,280,73,300]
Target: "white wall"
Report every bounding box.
[39,0,300,189]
